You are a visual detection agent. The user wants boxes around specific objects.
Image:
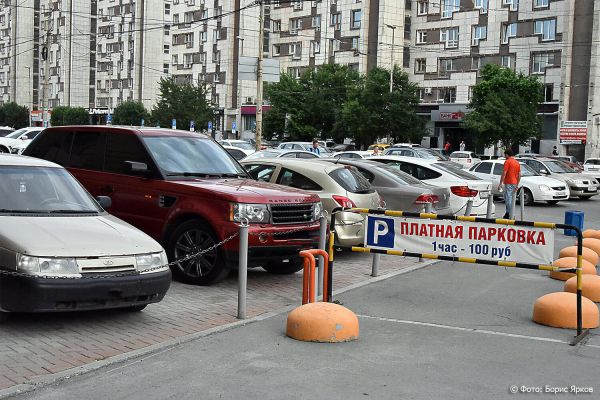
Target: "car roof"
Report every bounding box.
[43,125,211,139]
[450,151,473,155]
[241,158,336,170]
[0,153,62,168]
[516,156,555,162]
[370,155,437,165]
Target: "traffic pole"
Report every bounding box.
[237,223,249,319]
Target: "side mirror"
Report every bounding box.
[124,161,152,176]
[96,196,112,209]
[540,169,549,175]
[20,135,28,140]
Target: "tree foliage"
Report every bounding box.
[462,64,543,149]
[0,102,30,129]
[151,77,213,129]
[264,65,424,147]
[113,101,149,126]
[50,106,90,126]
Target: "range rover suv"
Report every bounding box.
[24,126,322,285]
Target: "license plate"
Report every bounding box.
[555,192,565,196]
[479,191,490,199]
[588,186,597,191]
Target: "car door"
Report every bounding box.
[66,130,107,198]
[100,132,166,239]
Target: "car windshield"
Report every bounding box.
[231,142,255,150]
[585,159,600,165]
[433,162,481,180]
[545,160,575,173]
[6,128,27,139]
[417,149,448,161]
[375,164,422,185]
[329,167,374,194]
[143,136,248,177]
[519,164,537,177]
[244,151,279,159]
[0,166,101,213]
[450,152,468,158]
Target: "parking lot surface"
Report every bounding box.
[12,261,599,400]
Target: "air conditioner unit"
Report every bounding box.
[245,96,254,104]
[424,88,432,95]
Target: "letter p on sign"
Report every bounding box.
[366,217,394,248]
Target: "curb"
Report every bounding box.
[0,259,436,399]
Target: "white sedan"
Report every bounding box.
[449,151,481,168]
[583,158,600,180]
[469,160,569,205]
[0,127,44,154]
[218,139,256,156]
[331,151,374,159]
[370,155,494,216]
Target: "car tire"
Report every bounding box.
[0,146,9,153]
[167,220,230,285]
[263,258,304,274]
[546,200,559,205]
[517,188,534,206]
[579,196,592,200]
[121,304,147,312]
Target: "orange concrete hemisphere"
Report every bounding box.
[532,292,599,329]
[558,246,599,266]
[564,275,600,302]
[549,257,597,281]
[583,238,600,256]
[286,302,359,342]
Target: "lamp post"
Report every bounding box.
[24,66,31,126]
[236,36,244,140]
[386,24,397,94]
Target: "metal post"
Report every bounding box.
[371,253,381,277]
[464,199,473,216]
[419,202,434,262]
[387,25,396,94]
[237,223,249,319]
[255,1,264,151]
[486,192,494,219]
[317,215,327,297]
[327,213,336,303]
[509,188,517,219]
[519,188,525,221]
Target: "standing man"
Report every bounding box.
[498,149,521,219]
[372,146,382,156]
[310,138,321,156]
[459,140,466,151]
[444,141,451,153]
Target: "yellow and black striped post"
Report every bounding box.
[330,208,588,343]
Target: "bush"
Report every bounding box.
[50,106,90,126]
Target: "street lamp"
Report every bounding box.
[24,66,31,126]
[386,24,397,94]
[236,36,245,140]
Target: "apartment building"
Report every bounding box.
[407,0,596,159]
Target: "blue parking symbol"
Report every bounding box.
[366,217,395,248]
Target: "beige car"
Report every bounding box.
[242,158,382,247]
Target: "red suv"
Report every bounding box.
[25,126,322,285]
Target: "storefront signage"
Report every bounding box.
[559,121,588,145]
[431,111,464,122]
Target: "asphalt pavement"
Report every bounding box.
[8,196,600,400]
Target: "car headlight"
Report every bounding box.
[539,184,552,192]
[16,254,80,276]
[313,202,323,220]
[566,179,575,185]
[135,251,168,273]
[230,203,271,223]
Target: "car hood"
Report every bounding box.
[522,176,567,187]
[0,138,21,147]
[170,178,320,204]
[0,213,163,257]
[547,173,589,182]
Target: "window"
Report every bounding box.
[472,25,487,46]
[172,54,178,65]
[441,0,460,19]
[438,87,457,103]
[273,44,281,56]
[500,55,512,68]
[351,10,362,29]
[105,134,154,176]
[501,23,517,43]
[381,161,442,181]
[474,162,492,174]
[351,37,359,49]
[328,168,373,194]
[312,15,321,28]
[289,42,301,58]
[441,28,459,48]
[290,18,302,34]
[416,30,427,44]
[417,1,428,15]
[439,58,453,72]
[277,169,322,191]
[291,0,303,10]
[272,20,281,32]
[26,130,73,166]
[69,132,105,170]
[543,84,554,102]
[471,57,480,71]
[534,19,556,41]
[311,40,321,55]
[474,0,488,13]
[503,0,519,11]
[330,13,341,30]
[200,31,207,42]
[492,163,504,176]
[532,53,553,74]
[163,44,170,54]
[534,0,548,7]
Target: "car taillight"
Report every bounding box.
[261,145,267,150]
[414,194,439,204]
[332,195,356,209]
[450,186,478,197]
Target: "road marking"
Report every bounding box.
[358,314,600,348]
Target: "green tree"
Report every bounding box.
[151,77,213,129]
[0,102,30,129]
[462,64,543,149]
[264,64,360,141]
[335,67,425,149]
[50,106,90,126]
[113,101,149,126]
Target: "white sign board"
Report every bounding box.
[365,215,555,265]
[238,56,281,82]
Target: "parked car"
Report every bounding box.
[583,158,600,179]
[469,160,569,205]
[367,144,391,151]
[449,151,481,167]
[222,145,247,161]
[331,143,357,152]
[331,151,374,160]
[24,126,323,285]
[0,127,45,154]
[218,139,256,156]
[241,158,382,247]
[242,149,320,160]
[384,146,463,169]
[370,156,494,216]
[0,126,15,138]
[321,158,451,214]
[546,155,583,172]
[0,154,172,315]
[277,142,332,155]
[318,140,337,149]
[516,157,599,200]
